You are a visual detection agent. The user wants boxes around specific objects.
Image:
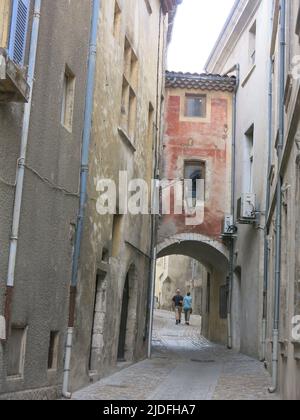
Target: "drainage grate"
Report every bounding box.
[191,359,216,363]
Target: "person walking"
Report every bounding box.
[172,289,184,325]
[183,292,193,326]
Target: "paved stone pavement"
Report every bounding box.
[72,310,280,400]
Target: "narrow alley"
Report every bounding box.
[1,0,300,402]
[73,311,279,401]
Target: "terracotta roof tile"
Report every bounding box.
[166,71,236,92]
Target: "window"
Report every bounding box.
[243,125,254,193]
[48,331,59,370]
[148,102,154,143]
[112,215,123,257]
[7,326,27,378]
[8,0,30,66]
[144,0,152,14]
[184,161,206,199]
[219,286,228,320]
[113,1,121,38]
[249,21,256,66]
[296,4,300,42]
[185,94,206,118]
[120,38,138,141]
[61,67,76,132]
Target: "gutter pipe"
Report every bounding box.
[62,0,101,399]
[269,0,285,394]
[262,2,275,362]
[147,5,163,359]
[4,0,41,335]
[225,63,239,350]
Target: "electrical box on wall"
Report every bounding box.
[223,215,234,234]
[237,193,256,224]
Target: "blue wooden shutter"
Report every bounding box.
[8,0,31,66]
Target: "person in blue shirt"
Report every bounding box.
[183,292,193,326]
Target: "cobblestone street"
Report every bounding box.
[72,311,280,400]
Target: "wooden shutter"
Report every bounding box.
[8,0,30,66]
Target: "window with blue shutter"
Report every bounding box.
[8,0,30,66]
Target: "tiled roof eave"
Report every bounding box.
[165,70,237,92]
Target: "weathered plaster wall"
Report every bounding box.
[0,0,10,48]
[265,0,300,400]
[158,88,233,244]
[157,84,233,346]
[206,0,273,359]
[0,1,91,399]
[69,0,168,392]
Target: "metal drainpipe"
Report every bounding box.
[147,5,164,359]
[262,58,274,362]
[269,0,285,394]
[227,64,240,350]
[262,0,275,363]
[62,0,101,399]
[4,0,42,337]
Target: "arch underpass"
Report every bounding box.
[155,233,230,346]
[157,233,229,272]
[152,71,236,348]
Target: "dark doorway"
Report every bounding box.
[117,274,130,361]
[89,270,107,373]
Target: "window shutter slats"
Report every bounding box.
[8,0,30,66]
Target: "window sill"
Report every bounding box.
[0,49,30,103]
[242,64,256,88]
[118,127,136,153]
[6,374,24,382]
[61,123,73,134]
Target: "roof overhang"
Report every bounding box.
[205,0,262,74]
[166,71,237,93]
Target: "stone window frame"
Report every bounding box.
[119,36,139,148]
[179,90,212,124]
[177,155,212,204]
[184,93,207,119]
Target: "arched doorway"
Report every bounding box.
[117,274,130,361]
[155,234,230,346]
[89,269,108,374]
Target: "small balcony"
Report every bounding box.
[0,48,29,103]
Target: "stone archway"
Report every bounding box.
[157,233,229,271]
[156,233,230,345]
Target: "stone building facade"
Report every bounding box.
[67,0,179,394]
[157,71,235,345]
[206,0,300,400]
[265,0,300,401]
[0,0,179,399]
[0,0,92,400]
